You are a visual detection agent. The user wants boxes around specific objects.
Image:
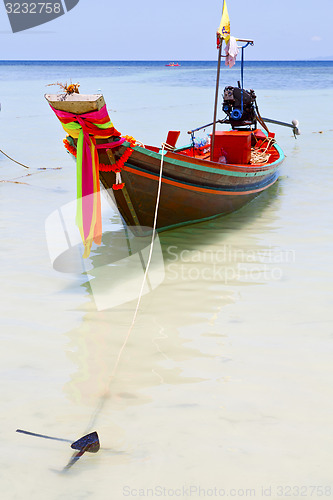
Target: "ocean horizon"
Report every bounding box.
[0,58,332,61]
[1,59,332,90]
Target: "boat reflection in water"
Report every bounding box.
[59,182,282,426]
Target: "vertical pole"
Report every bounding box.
[211,40,222,161]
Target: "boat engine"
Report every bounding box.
[222,86,257,129]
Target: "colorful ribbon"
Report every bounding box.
[50,104,121,258]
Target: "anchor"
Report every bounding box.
[16,429,100,470]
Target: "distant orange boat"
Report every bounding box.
[165,62,180,67]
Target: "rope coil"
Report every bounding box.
[250,137,276,164]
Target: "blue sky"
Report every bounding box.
[0,0,332,60]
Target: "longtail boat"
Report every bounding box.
[45,2,299,256]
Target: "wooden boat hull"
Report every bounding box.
[98,140,284,232]
[44,93,285,234]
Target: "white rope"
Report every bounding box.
[161,142,176,151]
[86,143,166,431]
[108,143,165,379]
[0,148,30,169]
[250,137,275,164]
[134,140,146,148]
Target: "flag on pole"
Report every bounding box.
[217,0,230,44]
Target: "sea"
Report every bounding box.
[1,60,333,499]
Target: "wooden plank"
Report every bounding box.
[44,93,105,114]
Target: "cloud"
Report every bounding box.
[311,36,322,42]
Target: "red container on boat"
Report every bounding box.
[211,131,252,164]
